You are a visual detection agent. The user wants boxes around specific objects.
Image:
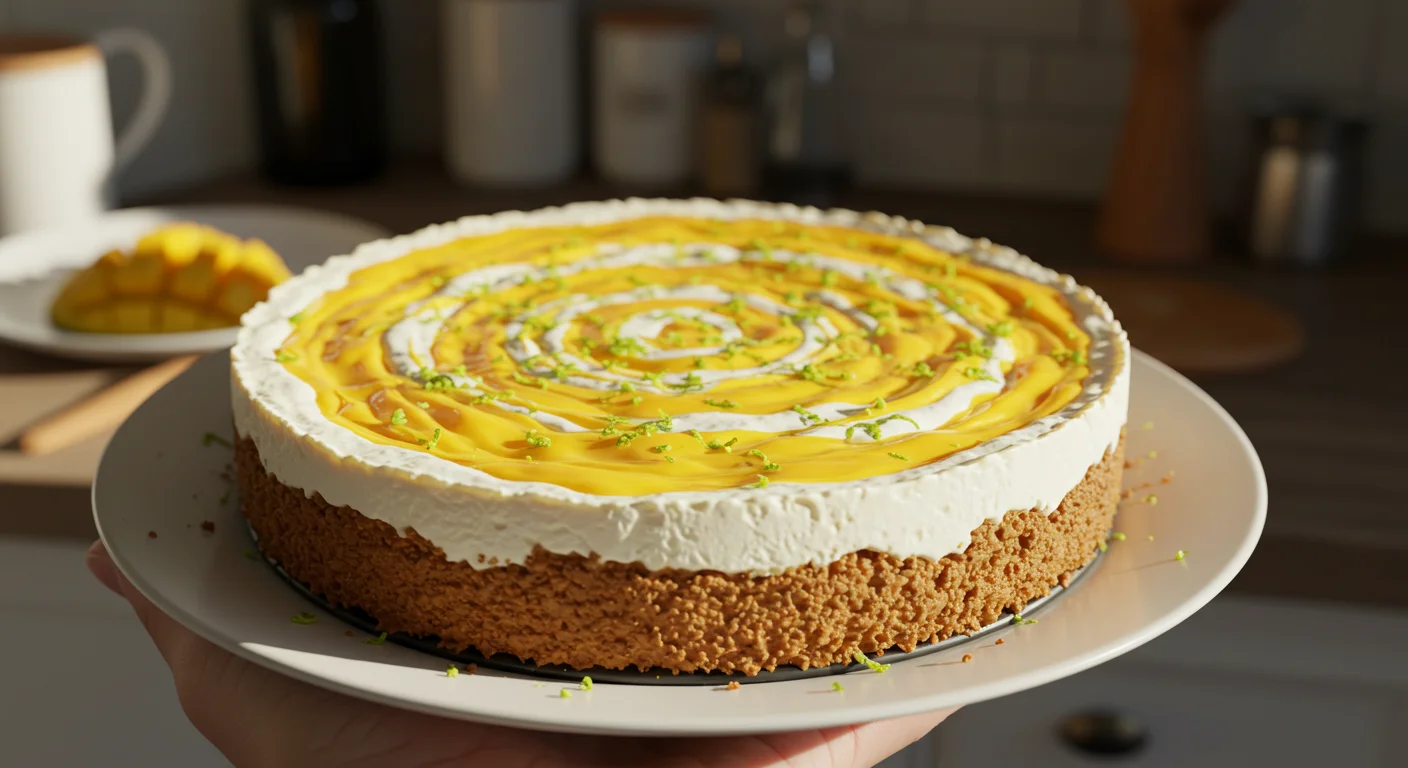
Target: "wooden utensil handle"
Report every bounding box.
[19,354,197,456]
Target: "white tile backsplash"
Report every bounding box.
[852,0,913,26]
[843,36,986,103]
[851,106,988,189]
[4,0,1408,232]
[993,113,1119,197]
[1083,0,1131,44]
[990,45,1033,107]
[1208,0,1378,100]
[1035,48,1131,109]
[920,0,1084,40]
[1373,1,1408,108]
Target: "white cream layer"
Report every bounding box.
[231,199,1129,575]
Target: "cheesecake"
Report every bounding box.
[231,199,1129,675]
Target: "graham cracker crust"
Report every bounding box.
[236,436,1123,676]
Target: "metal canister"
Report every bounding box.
[1243,108,1366,267]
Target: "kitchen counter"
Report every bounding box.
[3,163,1405,608]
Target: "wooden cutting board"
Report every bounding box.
[1075,271,1304,374]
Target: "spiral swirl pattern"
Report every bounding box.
[274,216,1092,495]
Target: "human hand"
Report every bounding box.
[87,541,953,767]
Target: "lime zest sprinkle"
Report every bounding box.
[418,428,443,451]
[952,340,993,359]
[559,688,572,699]
[1111,532,1127,541]
[390,408,408,426]
[910,361,935,377]
[746,474,770,489]
[870,397,887,411]
[580,676,593,691]
[704,398,738,409]
[291,612,317,625]
[687,429,706,445]
[888,452,910,461]
[289,311,306,325]
[1010,614,1038,626]
[1145,494,1159,505]
[791,404,823,424]
[275,350,298,363]
[510,370,547,389]
[447,665,459,678]
[525,430,552,448]
[202,432,233,449]
[852,651,890,673]
[1050,348,1088,366]
[832,681,845,692]
[987,320,1014,337]
[364,632,388,646]
[963,366,999,383]
[845,414,921,442]
[416,401,430,409]
[1175,549,1187,561]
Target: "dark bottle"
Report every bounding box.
[763,0,850,207]
[699,35,762,198]
[249,0,387,185]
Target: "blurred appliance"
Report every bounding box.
[249,0,387,186]
[698,34,761,198]
[1243,107,1366,267]
[592,10,711,188]
[444,0,578,187]
[0,32,170,235]
[764,0,848,207]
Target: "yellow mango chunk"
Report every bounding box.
[50,223,292,334]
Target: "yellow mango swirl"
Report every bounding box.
[274,216,1092,495]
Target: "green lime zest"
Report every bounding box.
[390,408,408,426]
[364,632,388,646]
[418,428,443,451]
[852,651,890,673]
[791,404,823,424]
[291,612,317,625]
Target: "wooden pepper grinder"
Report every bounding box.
[1097,0,1232,264]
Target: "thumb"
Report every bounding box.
[85,540,199,672]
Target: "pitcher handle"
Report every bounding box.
[96,28,173,171]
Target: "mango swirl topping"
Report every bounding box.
[275,216,1093,495]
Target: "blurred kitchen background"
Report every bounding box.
[1,0,1406,766]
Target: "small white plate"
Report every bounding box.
[0,205,388,363]
[94,350,1265,737]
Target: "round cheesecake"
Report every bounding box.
[231,199,1129,675]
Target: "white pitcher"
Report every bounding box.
[0,31,171,235]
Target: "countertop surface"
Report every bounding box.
[3,164,1406,608]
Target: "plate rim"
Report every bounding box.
[93,348,1267,736]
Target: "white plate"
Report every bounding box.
[94,350,1265,737]
[0,205,389,363]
